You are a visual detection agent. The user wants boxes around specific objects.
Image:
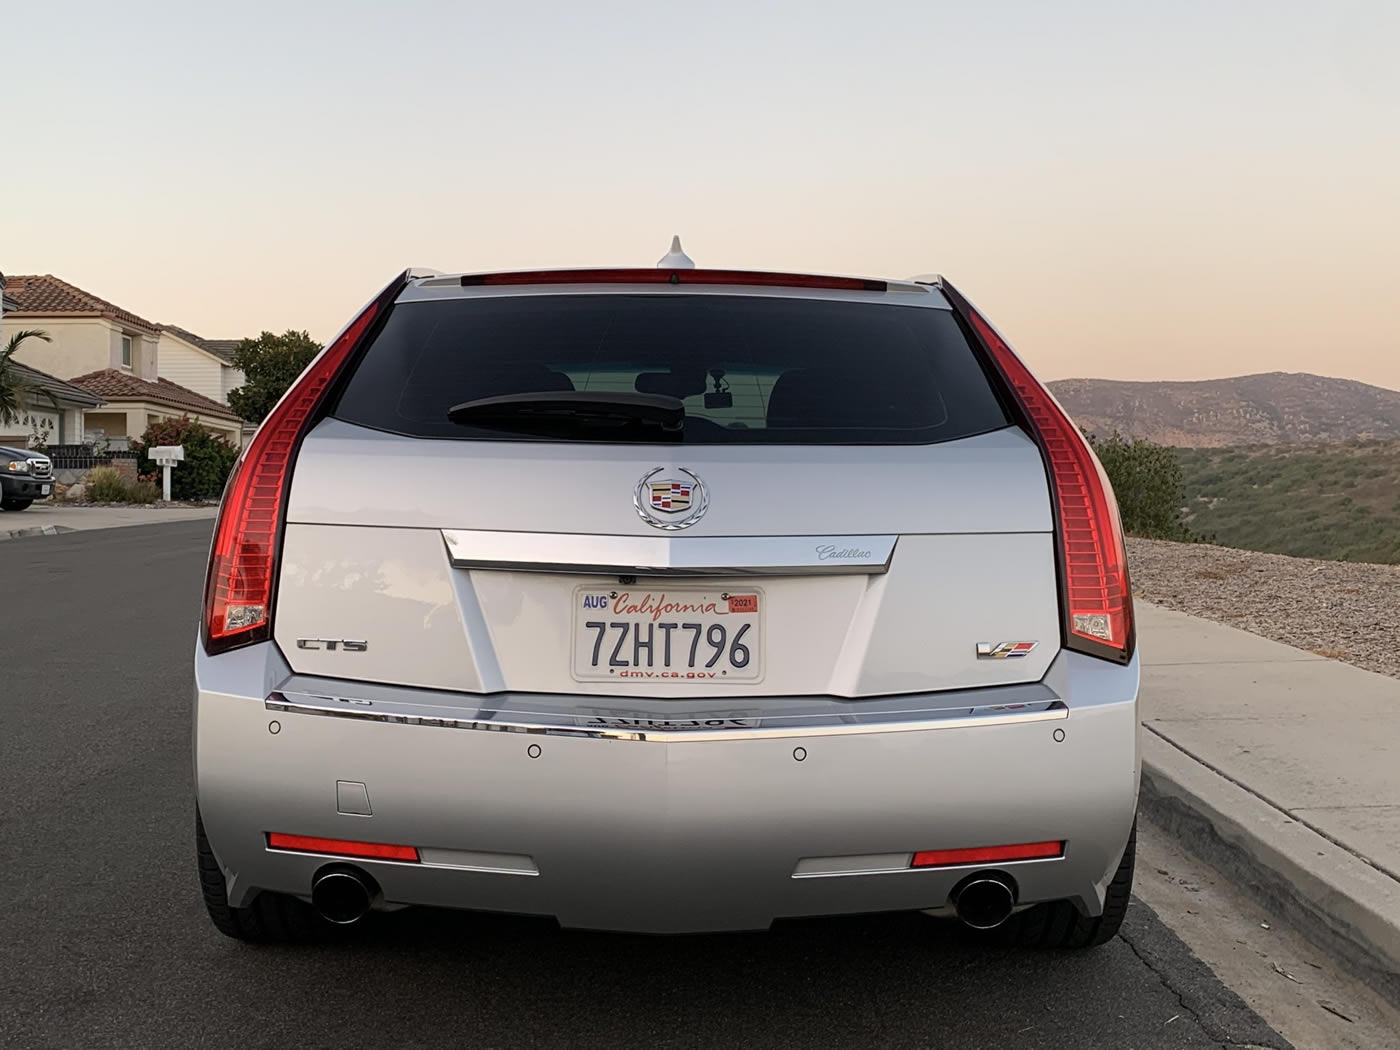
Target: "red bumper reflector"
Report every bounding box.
[911,841,1064,868]
[266,833,420,862]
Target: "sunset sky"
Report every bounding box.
[6,0,1399,387]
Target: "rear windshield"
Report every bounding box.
[332,294,1009,444]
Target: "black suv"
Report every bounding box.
[0,445,54,511]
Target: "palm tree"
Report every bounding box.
[0,329,52,427]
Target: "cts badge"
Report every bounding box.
[296,638,368,651]
[976,641,1038,660]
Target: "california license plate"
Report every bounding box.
[572,586,763,683]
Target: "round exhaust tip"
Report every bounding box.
[311,868,376,925]
[953,874,1016,930]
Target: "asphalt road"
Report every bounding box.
[0,521,1291,1050]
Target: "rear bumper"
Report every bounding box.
[195,647,1139,934]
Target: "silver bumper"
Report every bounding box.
[195,646,1139,934]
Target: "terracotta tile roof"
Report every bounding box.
[6,362,107,407]
[159,324,241,365]
[4,274,160,334]
[68,369,242,422]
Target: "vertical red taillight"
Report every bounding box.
[202,275,406,655]
[942,281,1134,662]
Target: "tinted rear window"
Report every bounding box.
[333,294,1008,444]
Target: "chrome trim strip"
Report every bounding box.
[418,848,539,875]
[265,690,1067,743]
[791,855,1066,879]
[441,530,897,576]
[792,853,913,877]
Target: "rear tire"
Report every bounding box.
[196,810,323,943]
[985,820,1136,950]
[1,498,32,511]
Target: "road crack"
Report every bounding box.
[1120,901,1295,1049]
[1120,921,1220,1041]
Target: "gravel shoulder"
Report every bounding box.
[1127,537,1400,680]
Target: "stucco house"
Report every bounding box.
[3,272,109,445]
[1,274,245,446]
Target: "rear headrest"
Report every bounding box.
[399,362,574,418]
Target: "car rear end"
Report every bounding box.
[193,265,1138,940]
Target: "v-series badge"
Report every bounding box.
[296,638,368,651]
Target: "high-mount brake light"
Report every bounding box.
[940,281,1134,662]
[201,274,408,655]
[460,268,887,292]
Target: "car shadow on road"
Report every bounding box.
[195,901,1286,1050]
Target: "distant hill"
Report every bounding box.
[1049,372,1400,447]
[1176,441,1400,565]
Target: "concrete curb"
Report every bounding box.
[0,524,76,541]
[1140,730,1400,1005]
[0,507,216,538]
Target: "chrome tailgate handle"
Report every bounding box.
[441,530,897,576]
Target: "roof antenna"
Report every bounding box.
[657,235,695,269]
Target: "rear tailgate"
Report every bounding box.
[272,286,1061,698]
[276,422,1057,697]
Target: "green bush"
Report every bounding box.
[126,479,159,504]
[85,467,128,502]
[84,467,158,504]
[132,417,239,501]
[1085,431,1196,541]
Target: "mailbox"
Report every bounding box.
[151,445,185,466]
[150,445,185,499]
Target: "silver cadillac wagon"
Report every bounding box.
[194,243,1138,947]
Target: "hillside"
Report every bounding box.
[1050,372,1400,448]
[1175,440,1400,565]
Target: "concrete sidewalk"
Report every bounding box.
[0,502,216,539]
[1137,601,1400,1002]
